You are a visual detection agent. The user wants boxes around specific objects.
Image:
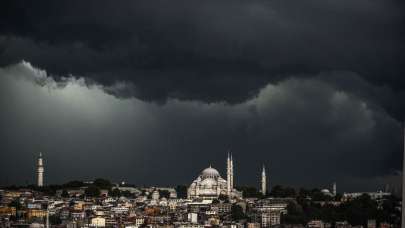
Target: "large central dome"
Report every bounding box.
[201,166,220,179]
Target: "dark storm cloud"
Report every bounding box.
[0,0,404,109]
[0,62,401,191]
[0,0,404,191]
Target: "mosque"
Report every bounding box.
[187,153,246,199]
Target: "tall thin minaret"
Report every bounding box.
[37,152,44,187]
[332,182,337,196]
[401,123,405,228]
[227,152,232,196]
[261,165,267,196]
[230,153,234,191]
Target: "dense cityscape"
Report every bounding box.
[0,153,401,228]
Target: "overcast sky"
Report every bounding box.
[0,0,404,192]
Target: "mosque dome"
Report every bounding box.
[201,178,217,188]
[321,189,331,195]
[201,166,220,179]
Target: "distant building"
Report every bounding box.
[308,220,325,228]
[91,217,106,227]
[66,222,77,228]
[249,198,290,227]
[260,211,281,227]
[0,207,16,217]
[246,223,260,228]
[27,209,47,219]
[115,186,141,195]
[152,190,160,200]
[335,221,351,228]
[254,198,290,214]
[212,202,232,214]
[379,222,391,228]
[367,220,376,228]
[135,217,145,226]
[342,191,391,201]
[29,223,44,228]
[111,206,129,214]
[176,223,204,228]
[188,212,198,223]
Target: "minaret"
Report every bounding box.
[230,153,234,191]
[401,123,405,227]
[227,152,231,196]
[332,182,337,196]
[261,165,266,196]
[261,165,267,196]
[37,152,44,187]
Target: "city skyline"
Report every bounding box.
[6,150,398,197]
[0,147,399,228]
[19,151,374,199]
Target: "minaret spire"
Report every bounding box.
[37,152,44,187]
[332,182,337,196]
[261,164,266,196]
[227,151,231,197]
[230,152,234,191]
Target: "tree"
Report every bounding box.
[377,195,400,225]
[93,178,112,189]
[159,190,170,199]
[270,185,296,198]
[334,193,343,201]
[121,190,134,198]
[85,185,100,197]
[176,185,188,199]
[282,202,306,225]
[49,214,61,225]
[218,194,229,202]
[39,185,58,196]
[342,194,378,226]
[231,204,246,220]
[236,186,262,198]
[8,198,22,210]
[298,188,311,198]
[61,189,69,198]
[110,188,121,197]
[63,180,84,188]
[311,190,333,201]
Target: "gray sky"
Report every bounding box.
[0,0,404,192]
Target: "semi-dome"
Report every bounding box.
[201,166,220,179]
[201,178,217,188]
